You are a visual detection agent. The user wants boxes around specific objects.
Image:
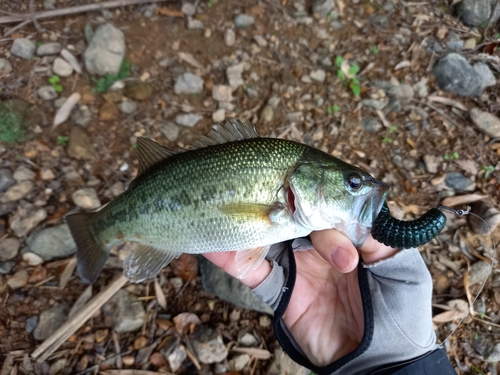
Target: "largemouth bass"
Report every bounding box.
[67,119,389,284]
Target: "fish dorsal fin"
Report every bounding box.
[137,137,177,175]
[188,119,260,150]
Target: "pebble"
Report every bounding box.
[34,304,67,340]
[26,316,38,333]
[261,105,274,123]
[1,181,34,203]
[389,84,414,100]
[227,64,245,89]
[23,252,44,266]
[473,62,496,88]
[464,37,477,49]
[369,14,390,28]
[469,261,492,285]
[0,58,13,75]
[9,203,47,238]
[468,202,500,235]
[53,57,74,77]
[37,86,58,101]
[49,359,67,375]
[161,122,180,142]
[444,172,475,191]
[102,289,146,333]
[14,166,35,182]
[71,105,93,127]
[361,118,382,132]
[99,101,119,121]
[312,0,335,17]
[11,39,36,60]
[118,101,138,114]
[432,53,483,98]
[423,155,441,174]
[469,108,500,138]
[212,85,233,102]
[7,269,29,289]
[230,354,250,372]
[36,42,62,56]
[253,35,267,47]
[174,73,204,95]
[191,325,228,363]
[259,315,271,328]
[446,31,463,51]
[26,224,77,261]
[43,0,56,10]
[84,23,125,75]
[238,332,258,347]
[414,81,428,98]
[310,69,326,82]
[68,127,96,160]
[124,82,153,101]
[484,343,500,363]
[0,169,16,192]
[0,261,15,274]
[175,113,203,127]
[212,109,226,123]
[224,29,236,46]
[362,99,387,111]
[0,238,20,261]
[181,2,196,16]
[72,187,101,209]
[187,17,204,30]
[234,14,255,28]
[168,346,187,372]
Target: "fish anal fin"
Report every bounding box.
[136,137,177,175]
[123,244,178,283]
[218,203,284,225]
[188,119,260,150]
[235,245,271,279]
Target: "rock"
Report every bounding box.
[0,238,20,261]
[484,343,500,363]
[40,168,55,181]
[455,0,500,27]
[43,0,56,10]
[253,34,267,47]
[99,101,119,121]
[238,332,258,347]
[26,224,77,261]
[212,85,233,102]
[446,31,463,51]
[161,122,180,142]
[118,101,138,114]
[53,57,73,77]
[191,325,228,364]
[224,28,236,47]
[167,346,187,372]
[389,84,414,101]
[0,169,16,192]
[331,20,343,29]
[174,73,204,95]
[468,202,500,235]
[37,86,58,101]
[10,208,47,239]
[212,109,226,123]
[67,127,96,160]
[469,261,492,285]
[23,252,44,266]
[464,37,477,49]
[469,108,500,138]
[0,58,12,75]
[84,23,125,76]
[72,188,101,209]
[124,82,153,101]
[1,181,34,203]
[49,359,66,375]
[71,105,92,127]
[227,63,246,89]
[8,270,28,289]
[261,105,274,123]
[175,113,203,127]
[361,118,382,132]
[102,290,146,333]
[312,0,335,17]
[362,99,387,111]
[26,316,38,333]
[187,17,204,30]
[444,172,475,191]
[11,39,36,60]
[310,69,326,82]
[230,354,250,372]
[0,261,15,274]
[432,53,483,98]
[473,62,496,88]
[415,81,428,98]
[181,2,196,16]
[199,256,273,314]
[36,42,62,56]
[33,304,67,341]
[234,14,255,28]
[423,155,441,174]
[13,166,35,182]
[370,14,390,28]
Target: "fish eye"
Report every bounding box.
[347,174,363,191]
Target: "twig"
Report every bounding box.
[29,0,43,33]
[31,274,127,362]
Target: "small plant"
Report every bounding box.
[388,125,397,133]
[131,143,137,149]
[335,56,361,97]
[93,60,132,93]
[57,135,69,147]
[0,103,29,143]
[327,105,340,114]
[382,136,393,144]
[49,75,63,93]
[207,0,214,7]
[443,152,459,161]
[480,165,495,179]
[370,45,378,54]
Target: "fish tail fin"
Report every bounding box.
[66,212,109,284]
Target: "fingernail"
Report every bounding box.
[330,247,352,272]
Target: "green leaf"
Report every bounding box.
[57,135,69,147]
[207,0,214,7]
[55,84,63,93]
[480,165,495,179]
[337,70,346,79]
[335,56,344,68]
[348,64,360,76]
[389,125,397,133]
[327,105,340,115]
[49,75,60,85]
[350,82,361,96]
[370,45,378,54]
[93,59,132,93]
[382,136,393,144]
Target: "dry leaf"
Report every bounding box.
[28,265,47,284]
[232,347,272,360]
[432,299,468,323]
[428,96,468,111]
[156,319,174,331]
[173,312,201,335]
[61,49,82,74]
[68,285,92,319]
[156,7,184,17]
[453,159,478,175]
[170,254,199,281]
[53,93,81,128]
[441,194,486,207]
[59,257,77,289]
[149,352,168,368]
[45,207,70,225]
[154,277,167,309]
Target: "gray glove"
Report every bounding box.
[252,239,440,375]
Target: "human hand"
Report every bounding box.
[203,230,398,367]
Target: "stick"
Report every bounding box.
[0,0,171,24]
[31,274,127,362]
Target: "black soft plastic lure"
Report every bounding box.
[371,202,447,249]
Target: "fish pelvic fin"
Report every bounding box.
[66,212,108,284]
[123,244,177,283]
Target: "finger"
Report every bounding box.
[202,251,272,289]
[358,235,398,264]
[310,229,359,273]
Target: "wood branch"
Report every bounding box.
[31,274,127,363]
[0,0,170,25]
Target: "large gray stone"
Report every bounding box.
[102,289,146,333]
[198,256,273,315]
[11,39,36,60]
[174,73,204,95]
[312,0,335,17]
[470,108,500,138]
[33,304,67,341]
[84,24,125,76]
[0,169,15,192]
[455,0,500,27]
[26,224,76,261]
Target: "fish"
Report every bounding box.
[66,119,390,284]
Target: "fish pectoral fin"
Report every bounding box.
[218,203,284,225]
[136,137,177,175]
[123,244,177,283]
[235,245,271,279]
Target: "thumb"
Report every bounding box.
[309,229,359,273]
